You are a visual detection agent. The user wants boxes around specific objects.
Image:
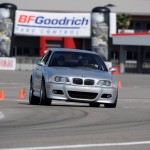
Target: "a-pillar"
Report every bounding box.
[119,46,125,73]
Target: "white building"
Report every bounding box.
[0,0,150,73]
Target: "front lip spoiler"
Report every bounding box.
[45,82,117,103]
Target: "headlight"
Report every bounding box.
[98,80,113,87]
[49,76,70,83]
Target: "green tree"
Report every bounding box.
[117,13,131,32]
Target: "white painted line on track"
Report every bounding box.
[0,86,29,89]
[121,106,136,109]
[0,99,28,102]
[0,141,150,150]
[0,83,28,85]
[10,100,28,102]
[0,111,5,120]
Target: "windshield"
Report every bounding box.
[49,51,108,71]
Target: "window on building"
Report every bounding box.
[147,24,150,31]
[126,51,132,60]
[13,46,40,57]
[34,48,40,56]
[17,47,23,56]
[24,47,29,56]
[143,47,150,61]
[135,23,141,32]
[128,23,133,29]
[27,47,39,56]
[125,46,138,61]
[126,50,137,61]
[144,51,150,61]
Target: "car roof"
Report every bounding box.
[48,48,98,55]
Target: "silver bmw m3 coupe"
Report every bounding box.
[29,48,118,108]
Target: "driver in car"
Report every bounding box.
[57,55,65,66]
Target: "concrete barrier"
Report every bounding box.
[15,57,40,71]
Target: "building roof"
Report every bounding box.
[112,33,150,46]
[0,0,150,15]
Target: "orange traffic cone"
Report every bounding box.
[18,89,25,99]
[23,88,26,97]
[118,80,122,88]
[0,90,1,98]
[0,89,6,100]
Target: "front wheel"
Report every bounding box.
[39,80,52,105]
[29,82,39,105]
[105,94,118,108]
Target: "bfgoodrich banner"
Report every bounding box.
[14,10,91,37]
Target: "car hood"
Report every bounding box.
[47,67,113,80]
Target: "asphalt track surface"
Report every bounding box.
[0,71,150,150]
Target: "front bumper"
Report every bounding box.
[45,82,118,104]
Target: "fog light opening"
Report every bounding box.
[52,90,64,95]
[101,94,112,99]
[107,94,112,98]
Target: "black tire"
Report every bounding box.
[89,102,100,107]
[29,81,39,105]
[105,94,118,108]
[39,79,52,105]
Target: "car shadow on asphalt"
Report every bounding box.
[18,102,106,108]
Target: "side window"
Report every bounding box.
[95,55,108,71]
[41,51,52,65]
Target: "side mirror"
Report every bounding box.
[38,61,45,66]
[109,67,116,72]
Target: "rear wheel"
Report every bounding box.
[29,81,39,105]
[89,102,100,107]
[39,79,52,105]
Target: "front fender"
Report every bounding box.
[42,67,54,83]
